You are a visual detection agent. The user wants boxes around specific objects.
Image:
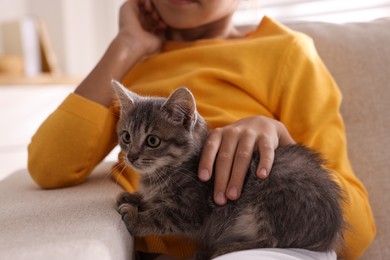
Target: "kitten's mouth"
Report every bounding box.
[125,159,154,174]
[125,160,141,169]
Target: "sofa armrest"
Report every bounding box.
[0,162,133,260]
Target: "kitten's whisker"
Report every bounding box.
[174,166,199,182]
[103,163,118,181]
[104,161,126,182]
[112,162,128,186]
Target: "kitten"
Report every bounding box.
[112,80,345,260]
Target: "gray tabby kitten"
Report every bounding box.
[112,80,345,260]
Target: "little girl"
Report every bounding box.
[28,0,375,259]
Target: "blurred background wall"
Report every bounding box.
[0,0,123,77]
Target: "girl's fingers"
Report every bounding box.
[198,129,222,182]
[226,131,256,200]
[213,128,240,205]
[138,0,167,33]
[278,123,296,146]
[254,119,294,179]
[254,121,295,179]
[151,10,160,21]
[198,116,295,205]
[143,0,153,12]
[256,135,276,179]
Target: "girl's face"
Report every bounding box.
[151,0,240,29]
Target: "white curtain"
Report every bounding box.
[234,0,390,25]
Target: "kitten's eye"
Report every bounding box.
[146,135,161,148]
[121,131,131,144]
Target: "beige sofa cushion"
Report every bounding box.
[0,162,133,260]
[286,18,390,259]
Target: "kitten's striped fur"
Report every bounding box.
[113,81,345,260]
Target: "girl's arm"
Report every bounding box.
[28,0,166,188]
[75,0,165,107]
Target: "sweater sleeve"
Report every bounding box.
[28,93,118,189]
[271,36,376,260]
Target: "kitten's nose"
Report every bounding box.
[127,154,138,163]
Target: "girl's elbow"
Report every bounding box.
[27,145,88,189]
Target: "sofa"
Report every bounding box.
[0,17,389,259]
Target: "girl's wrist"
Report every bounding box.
[113,32,155,61]
[74,36,148,107]
[109,35,146,72]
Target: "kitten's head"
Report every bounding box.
[112,80,207,175]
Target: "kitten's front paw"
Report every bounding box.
[116,191,143,208]
[118,203,138,234]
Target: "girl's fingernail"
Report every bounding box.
[215,192,226,205]
[199,169,209,180]
[257,168,267,179]
[228,186,239,199]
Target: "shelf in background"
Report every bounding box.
[0,74,82,85]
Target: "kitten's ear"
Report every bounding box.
[162,87,197,130]
[111,80,138,110]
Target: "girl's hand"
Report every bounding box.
[198,116,295,205]
[74,0,167,108]
[117,0,167,57]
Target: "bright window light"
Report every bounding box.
[234,0,390,25]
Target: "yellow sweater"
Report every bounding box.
[28,17,375,259]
